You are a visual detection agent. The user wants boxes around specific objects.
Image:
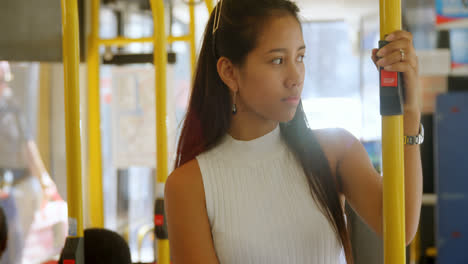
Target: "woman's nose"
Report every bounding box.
[285,64,302,89]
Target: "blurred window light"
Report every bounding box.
[302,97,363,139]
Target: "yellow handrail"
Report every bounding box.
[205,0,214,13]
[99,35,192,47]
[426,247,437,257]
[382,116,405,263]
[189,1,197,75]
[410,227,421,264]
[149,1,170,263]
[168,35,193,44]
[86,4,199,228]
[137,224,155,262]
[37,63,51,172]
[87,0,104,228]
[380,0,406,263]
[60,0,84,238]
[86,1,213,262]
[86,1,196,230]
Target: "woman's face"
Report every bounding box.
[236,14,305,123]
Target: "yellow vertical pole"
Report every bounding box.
[379,0,406,263]
[410,227,421,264]
[61,0,84,239]
[150,0,170,263]
[60,1,85,260]
[60,2,85,263]
[204,0,214,13]
[189,1,196,74]
[87,0,104,228]
[37,63,51,172]
[382,116,405,263]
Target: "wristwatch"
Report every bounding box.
[404,123,424,145]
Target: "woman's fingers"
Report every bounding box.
[385,30,413,43]
[372,49,379,69]
[376,39,412,58]
[376,49,418,72]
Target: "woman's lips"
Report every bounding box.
[282,96,300,105]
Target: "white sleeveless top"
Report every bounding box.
[196,125,346,264]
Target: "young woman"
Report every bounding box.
[165,0,423,263]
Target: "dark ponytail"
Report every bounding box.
[175,1,353,262]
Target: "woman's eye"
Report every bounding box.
[272,58,283,65]
[297,55,305,62]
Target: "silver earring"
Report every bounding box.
[232,92,237,115]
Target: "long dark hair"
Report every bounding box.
[174,0,352,262]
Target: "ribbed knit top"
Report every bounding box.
[196,125,345,263]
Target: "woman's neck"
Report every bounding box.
[228,113,278,141]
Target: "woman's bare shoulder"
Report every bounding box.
[165,158,219,263]
[312,128,358,162]
[168,159,202,183]
[166,158,204,203]
[311,128,359,197]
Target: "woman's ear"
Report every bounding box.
[216,57,239,93]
